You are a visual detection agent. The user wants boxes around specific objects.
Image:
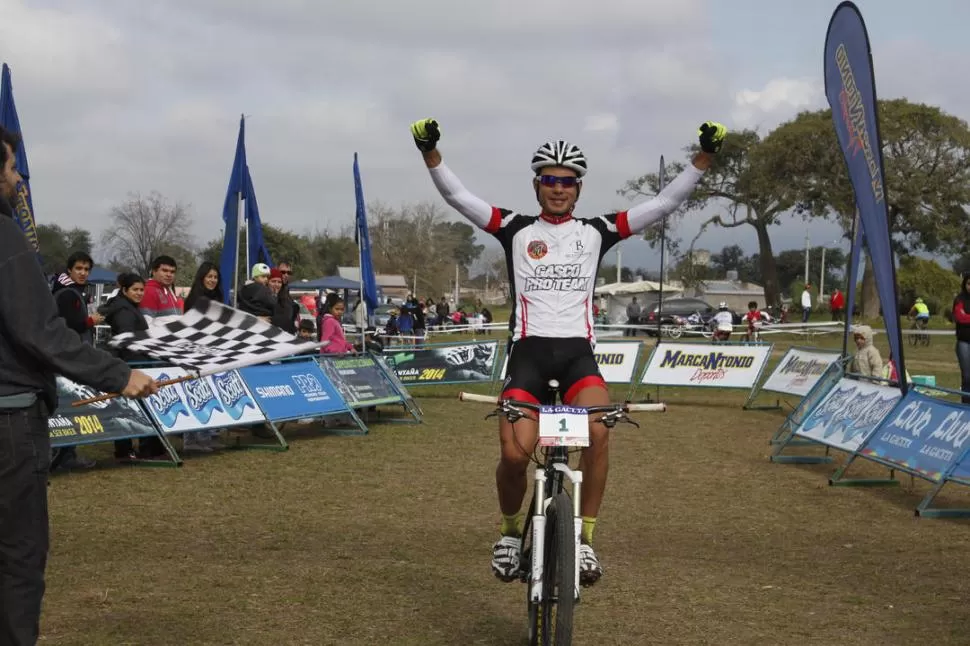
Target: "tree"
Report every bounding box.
[599,264,638,283]
[897,256,961,315]
[35,224,93,276]
[669,253,713,288]
[618,130,799,306]
[762,99,970,315]
[100,192,196,277]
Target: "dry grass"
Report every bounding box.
[39,333,970,645]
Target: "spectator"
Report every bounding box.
[297,319,316,341]
[742,300,768,342]
[184,261,224,312]
[99,273,167,460]
[437,297,450,327]
[481,306,493,335]
[625,297,641,337]
[830,288,845,321]
[180,262,227,452]
[319,294,355,354]
[51,251,102,470]
[801,284,812,323]
[275,260,299,333]
[238,263,276,321]
[52,251,103,345]
[141,255,181,325]
[953,272,970,404]
[850,325,883,379]
[0,125,157,645]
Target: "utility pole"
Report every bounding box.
[804,235,810,284]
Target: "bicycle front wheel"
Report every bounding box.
[530,492,575,645]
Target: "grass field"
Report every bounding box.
[39,330,970,645]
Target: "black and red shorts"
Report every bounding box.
[501,337,607,405]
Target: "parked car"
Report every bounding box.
[641,298,741,336]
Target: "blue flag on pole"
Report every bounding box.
[0,63,39,252]
[353,153,379,311]
[824,1,905,389]
[219,115,248,305]
[244,167,272,268]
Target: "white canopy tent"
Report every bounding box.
[594,280,682,324]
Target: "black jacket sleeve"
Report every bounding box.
[54,288,88,334]
[0,238,131,393]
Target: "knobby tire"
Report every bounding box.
[536,492,575,645]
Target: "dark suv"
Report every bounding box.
[641,298,739,336]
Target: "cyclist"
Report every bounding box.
[410,116,726,585]
[909,297,930,326]
[710,302,734,343]
[742,301,768,342]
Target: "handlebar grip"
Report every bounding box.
[626,403,666,413]
[458,392,499,404]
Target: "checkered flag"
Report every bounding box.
[109,298,323,374]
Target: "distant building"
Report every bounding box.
[688,249,711,267]
[684,270,767,312]
[337,266,410,301]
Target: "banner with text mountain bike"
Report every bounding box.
[496,340,644,384]
[639,342,773,389]
[48,376,161,448]
[384,341,499,385]
[793,377,902,453]
[139,367,266,434]
[759,347,842,397]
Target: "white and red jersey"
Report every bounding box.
[427,162,703,343]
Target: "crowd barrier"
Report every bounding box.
[51,354,418,466]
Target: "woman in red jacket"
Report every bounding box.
[953,272,970,403]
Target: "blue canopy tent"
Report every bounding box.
[87,266,118,285]
[297,276,360,291]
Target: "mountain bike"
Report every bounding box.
[459,382,665,645]
[908,317,930,347]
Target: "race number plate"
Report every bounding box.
[538,405,590,447]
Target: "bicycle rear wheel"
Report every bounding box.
[529,492,575,645]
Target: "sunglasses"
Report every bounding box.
[537,175,581,188]
[280,270,292,275]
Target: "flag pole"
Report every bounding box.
[656,155,667,343]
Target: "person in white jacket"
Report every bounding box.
[801,284,812,323]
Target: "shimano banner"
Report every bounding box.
[861,390,970,483]
[793,377,902,452]
[239,361,349,421]
[824,2,905,386]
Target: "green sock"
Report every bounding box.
[581,517,597,546]
[500,513,522,537]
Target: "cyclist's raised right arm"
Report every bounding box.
[413,118,498,231]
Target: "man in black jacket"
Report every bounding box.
[0,125,158,646]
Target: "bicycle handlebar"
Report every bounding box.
[457,391,666,413]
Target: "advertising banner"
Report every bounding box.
[860,390,970,482]
[761,347,842,397]
[639,343,773,389]
[317,355,403,407]
[793,378,902,452]
[140,367,265,433]
[385,341,499,385]
[48,376,159,447]
[239,361,349,421]
[497,340,642,384]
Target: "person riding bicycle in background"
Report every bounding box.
[410,116,726,586]
[710,302,734,343]
[909,297,930,325]
[742,300,768,342]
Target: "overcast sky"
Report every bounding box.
[2,0,968,274]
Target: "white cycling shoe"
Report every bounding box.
[579,543,603,587]
[491,535,522,582]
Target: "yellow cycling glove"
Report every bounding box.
[410,118,441,152]
[698,121,727,153]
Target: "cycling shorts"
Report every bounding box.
[915,313,930,321]
[502,337,607,405]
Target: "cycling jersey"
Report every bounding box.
[912,303,930,319]
[428,162,703,342]
[711,311,734,332]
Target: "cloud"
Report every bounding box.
[731,77,825,130]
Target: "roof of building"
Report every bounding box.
[698,280,765,295]
[337,266,409,288]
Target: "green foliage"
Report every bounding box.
[35,224,94,276]
[896,256,961,315]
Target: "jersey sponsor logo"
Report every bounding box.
[524,263,590,292]
[527,240,548,260]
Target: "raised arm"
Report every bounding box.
[625,122,726,235]
[411,118,495,230]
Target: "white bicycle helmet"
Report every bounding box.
[719,302,729,310]
[531,140,588,177]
